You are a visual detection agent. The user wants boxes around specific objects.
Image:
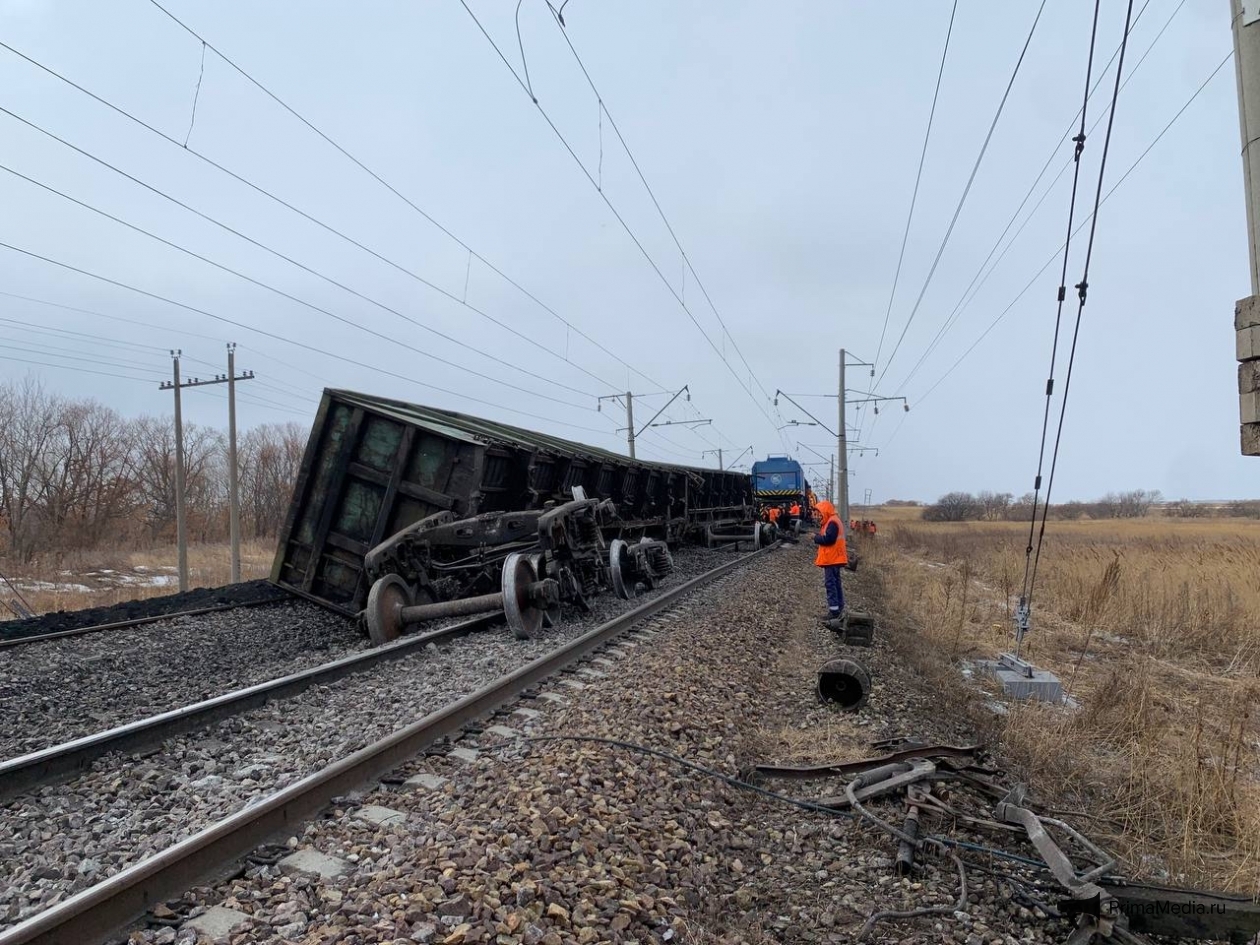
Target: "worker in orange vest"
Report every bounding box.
[813,500,847,620]
[789,502,801,521]
[767,506,781,526]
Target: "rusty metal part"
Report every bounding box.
[816,658,870,710]
[752,744,980,781]
[895,805,920,875]
[835,759,937,823]
[0,612,501,802]
[608,537,673,601]
[364,553,556,645]
[995,784,1117,939]
[1097,879,1260,942]
[0,540,778,945]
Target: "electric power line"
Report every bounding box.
[137,4,668,393]
[0,239,614,435]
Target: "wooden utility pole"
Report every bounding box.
[1233,0,1260,453]
[227,344,242,583]
[160,348,255,591]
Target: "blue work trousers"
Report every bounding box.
[822,564,845,615]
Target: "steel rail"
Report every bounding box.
[0,612,500,801]
[0,542,776,945]
[0,596,287,649]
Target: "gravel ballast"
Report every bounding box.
[103,541,1086,945]
[0,547,738,933]
[0,599,362,761]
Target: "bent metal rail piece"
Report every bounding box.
[0,598,282,649]
[0,614,500,801]
[0,542,777,945]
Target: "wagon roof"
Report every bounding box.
[327,390,720,477]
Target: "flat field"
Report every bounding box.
[864,509,1260,894]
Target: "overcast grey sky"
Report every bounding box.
[0,1,1246,501]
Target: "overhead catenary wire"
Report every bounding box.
[1018,0,1105,607]
[1025,0,1137,611]
[886,48,1234,430]
[887,0,1178,400]
[456,0,789,451]
[0,39,641,401]
[873,0,1048,391]
[137,3,667,394]
[541,5,778,410]
[867,0,959,431]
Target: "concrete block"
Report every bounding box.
[1237,324,1260,361]
[576,668,606,680]
[448,746,480,764]
[279,849,351,879]
[591,658,615,668]
[1241,361,1260,394]
[486,725,520,739]
[513,707,542,720]
[182,906,251,941]
[979,660,1064,703]
[1243,423,1260,456]
[404,773,448,791]
[1236,294,1260,330]
[559,679,588,690]
[1242,391,1260,424]
[353,805,407,827]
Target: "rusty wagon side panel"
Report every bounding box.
[271,390,753,615]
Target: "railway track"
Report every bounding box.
[0,543,777,945]
[0,611,499,800]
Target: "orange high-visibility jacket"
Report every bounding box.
[768,507,781,522]
[814,514,848,567]
[790,503,801,516]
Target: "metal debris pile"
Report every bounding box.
[752,738,1260,944]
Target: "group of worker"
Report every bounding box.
[850,519,877,537]
[761,501,805,527]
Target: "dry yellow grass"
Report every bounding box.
[866,512,1260,894]
[1,540,275,617]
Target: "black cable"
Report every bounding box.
[0,139,591,409]
[140,2,666,393]
[1019,0,1104,605]
[875,0,1047,390]
[1026,0,1137,610]
[871,0,958,392]
[458,0,786,446]
[0,39,630,399]
[0,240,612,435]
[888,48,1233,426]
[183,40,206,147]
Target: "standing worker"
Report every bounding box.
[789,501,801,525]
[813,500,847,621]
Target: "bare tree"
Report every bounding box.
[0,380,62,560]
[239,422,305,537]
[923,492,981,522]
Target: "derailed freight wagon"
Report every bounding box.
[271,390,756,629]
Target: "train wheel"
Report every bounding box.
[529,553,561,628]
[503,552,544,640]
[609,539,635,600]
[365,574,412,647]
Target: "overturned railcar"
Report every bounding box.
[270,390,755,616]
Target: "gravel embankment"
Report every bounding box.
[0,547,739,933]
[0,579,288,642]
[0,599,361,761]
[124,541,1081,945]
